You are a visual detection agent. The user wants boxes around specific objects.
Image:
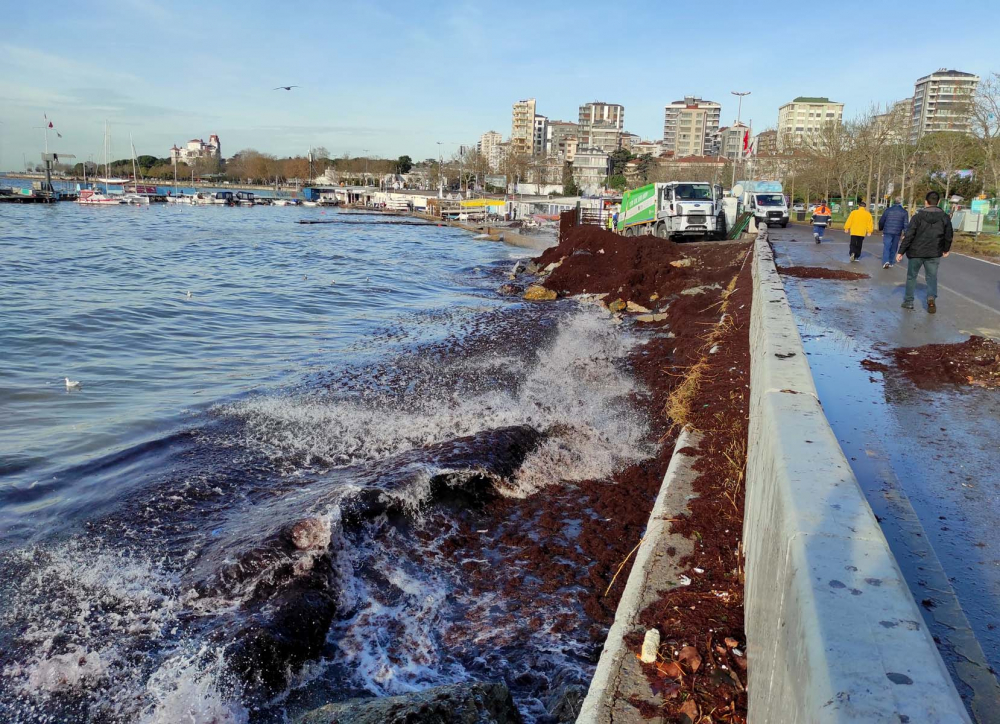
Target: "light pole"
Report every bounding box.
[731,91,751,187]
[363,149,370,186]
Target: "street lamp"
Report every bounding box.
[363,149,370,186]
[731,91,751,187]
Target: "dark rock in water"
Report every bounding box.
[226,561,340,702]
[497,283,521,296]
[295,682,523,724]
[340,425,545,528]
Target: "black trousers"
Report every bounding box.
[849,235,864,257]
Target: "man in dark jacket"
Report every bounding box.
[878,198,908,269]
[897,191,953,313]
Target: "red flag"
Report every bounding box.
[742,130,749,154]
[48,121,53,128]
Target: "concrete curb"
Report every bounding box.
[576,428,701,724]
[744,238,970,722]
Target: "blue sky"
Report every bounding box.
[1,0,998,168]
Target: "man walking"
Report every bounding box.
[878,198,909,269]
[843,200,874,262]
[897,191,953,314]
[811,201,832,243]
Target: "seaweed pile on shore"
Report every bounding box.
[517,226,752,722]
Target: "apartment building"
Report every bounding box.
[777,97,844,150]
[533,115,548,156]
[546,121,580,161]
[578,101,625,153]
[874,99,913,143]
[754,129,778,156]
[511,99,536,158]
[662,97,721,157]
[718,123,749,160]
[571,146,611,195]
[910,69,979,142]
[477,130,503,172]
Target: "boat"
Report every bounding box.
[316,192,339,207]
[78,188,124,205]
[191,191,235,205]
[77,123,127,205]
[234,191,256,206]
[301,200,318,207]
[121,135,151,204]
[166,193,196,204]
[273,198,300,207]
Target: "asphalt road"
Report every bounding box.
[769,225,1000,722]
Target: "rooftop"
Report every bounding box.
[791,96,836,103]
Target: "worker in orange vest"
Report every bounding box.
[812,201,832,244]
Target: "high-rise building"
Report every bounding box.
[533,115,549,156]
[754,129,778,156]
[910,69,979,142]
[776,97,844,150]
[718,123,750,160]
[662,97,722,157]
[511,99,536,158]
[546,121,579,161]
[478,131,503,172]
[579,101,625,153]
[874,99,913,144]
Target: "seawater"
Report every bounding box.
[0,202,652,723]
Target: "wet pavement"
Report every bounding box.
[769,226,1000,722]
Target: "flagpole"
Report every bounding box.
[730,91,750,188]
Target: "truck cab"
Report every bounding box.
[736,181,788,228]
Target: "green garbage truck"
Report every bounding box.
[618,181,726,240]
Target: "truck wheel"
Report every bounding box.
[655,222,668,239]
[781,222,788,228]
[624,226,634,238]
[714,214,727,240]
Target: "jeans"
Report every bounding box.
[882,232,901,265]
[904,257,940,302]
[849,235,864,257]
[812,224,826,240]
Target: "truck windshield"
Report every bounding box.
[674,184,713,201]
[756,194,784,206]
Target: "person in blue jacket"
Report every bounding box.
[878,198,909,269]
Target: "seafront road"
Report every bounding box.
[769,226,1000,721]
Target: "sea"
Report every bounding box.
[0,195,652,722]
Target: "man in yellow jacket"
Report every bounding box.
[843,200,874,262]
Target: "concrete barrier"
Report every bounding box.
[577,429,701,723]
[745,239,970,722]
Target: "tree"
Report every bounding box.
[606,174,627,191]
[971,72,1000,198]
[395,155,413,174]
[608,148,633,176]
[920,131,976,202]
[562,162,580,197]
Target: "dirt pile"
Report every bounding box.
[777,265,869,280]
[891,335,1000,389]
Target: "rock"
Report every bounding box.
[543,259,563,274]
[649,293,659,302]
[508,260,524,279]
[523,284,557,301]
[670,258,694,268]
[607,299,626,313]
[497,283,520,296]
[626,301,651,314]
[525,261,541,274]
[295,682,523,724]
[681,283,722,296]
[640,628,661,663]
[290,517,331,551]
[709,344,720,354]
[597,248,605,254]
[635,313,670,323]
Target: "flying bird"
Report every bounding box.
[273,86,299,91]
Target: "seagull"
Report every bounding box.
[273,86,299,91]
[330,279,336,285]
[186,290,193,299]
[65,377,81,390]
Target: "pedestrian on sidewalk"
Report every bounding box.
[878,198,909,269]
[843,200,874,262]
[897,191,953,314]
[811,201,832,243]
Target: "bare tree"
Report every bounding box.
[970,72,1000,198]
[920,131,975,202]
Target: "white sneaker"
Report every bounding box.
[849,254,856,262]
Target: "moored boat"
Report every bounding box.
[77,189,125,205]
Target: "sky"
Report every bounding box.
[1,0,998,169]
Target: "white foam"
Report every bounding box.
[220,307,652,498]
[139,647,248,724]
